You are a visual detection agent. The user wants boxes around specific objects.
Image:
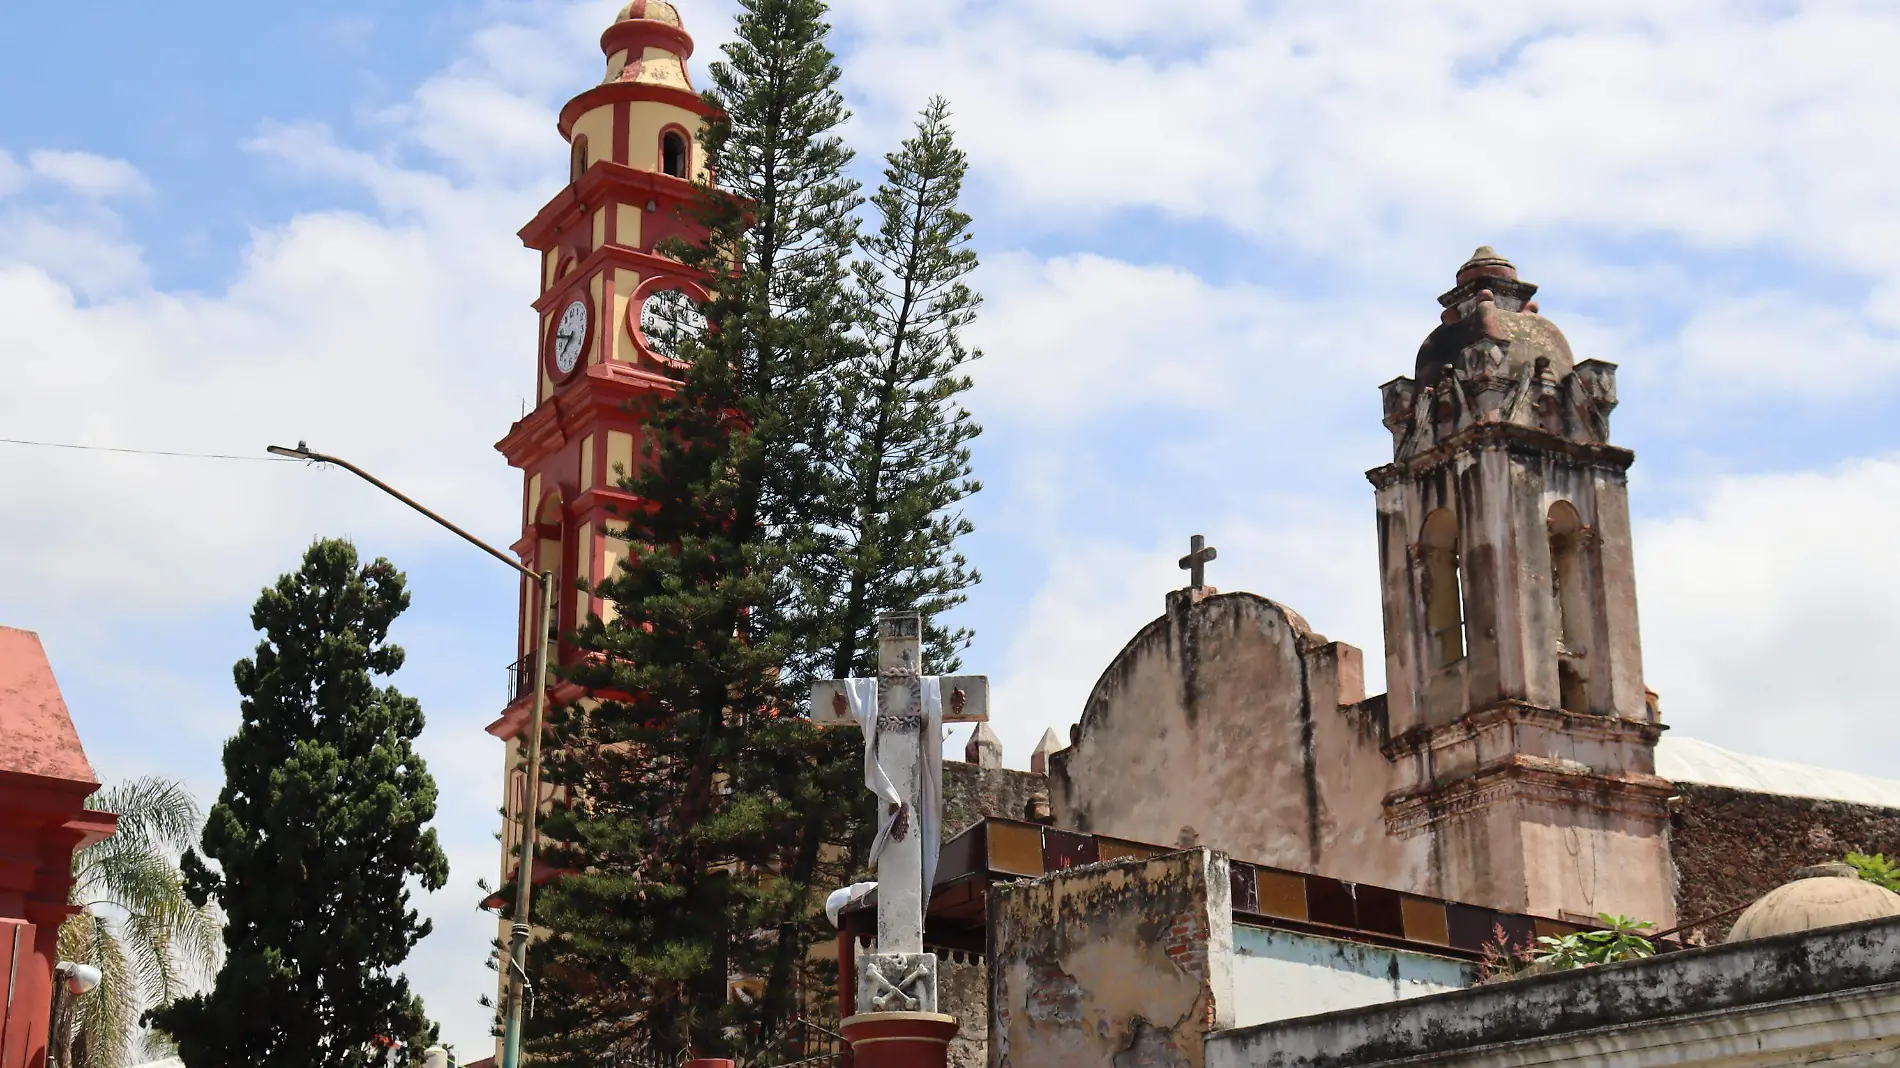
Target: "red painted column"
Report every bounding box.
[0,629,118,1068]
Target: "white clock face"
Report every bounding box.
[638,286,708,362]
[553,300,588,375]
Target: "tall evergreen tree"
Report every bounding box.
[523,0,868,1062]
[152,539,449,1068]
[827,97,983,678]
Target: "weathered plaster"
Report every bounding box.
[1050,592,1428,892]
[1230,926,1474,1028]
[990,849,1232,1068]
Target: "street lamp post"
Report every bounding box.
[269,442,553,1068]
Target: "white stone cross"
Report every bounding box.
[811,611,988,1014]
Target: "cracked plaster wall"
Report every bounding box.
[989,849,1232,1068]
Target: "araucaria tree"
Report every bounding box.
[522,0,874,1062]
[828,96,983,677]
[152,539,449,1068]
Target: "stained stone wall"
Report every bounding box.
[944,759,1047,838]
[1670,783,1900,942]
[938,950,988,1068]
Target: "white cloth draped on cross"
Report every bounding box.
[839,676,945,903]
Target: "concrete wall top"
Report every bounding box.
[1206,913,1900,1068]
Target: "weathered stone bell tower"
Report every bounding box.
[1369,248,1675,925]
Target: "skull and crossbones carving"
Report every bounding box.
[860,953,937,1014]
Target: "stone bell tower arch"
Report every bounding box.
[1369,248,1675,926]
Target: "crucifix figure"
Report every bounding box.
[812,611,989,1015]
[1179,533,1218,589]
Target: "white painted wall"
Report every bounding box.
[1230,924,1475,1028]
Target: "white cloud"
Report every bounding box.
[1637,456,1900,776]
[1675,294,1900,393]
[27,149,151,199]
[0,150,25,197]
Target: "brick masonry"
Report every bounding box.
[1671,783,1900,942]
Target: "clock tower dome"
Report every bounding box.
[486,0,713,960]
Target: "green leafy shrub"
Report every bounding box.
[1532,913,1657,969]
[1845,853,1900,892]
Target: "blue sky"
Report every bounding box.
[8,0,1900,1057]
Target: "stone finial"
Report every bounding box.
[964,722,1003,770]
[1456,245,1518,285]
[1024,791,1053,825]
[1030,727,1065,775]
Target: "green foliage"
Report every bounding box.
[1845,852,1900,892]
[55,777,222,1068]
[825,96,983,678]
[150,539,449,1068]
[1532,914,1657,969]
[524,0,876,1062]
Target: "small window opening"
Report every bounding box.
[1548,501,1589,713]
[1421,509,1466,668]
[570,135,589,183]
[661,131,689,178]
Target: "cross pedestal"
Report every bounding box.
[813,612,988,1068]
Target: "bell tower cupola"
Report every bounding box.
[1368,248,1673,926]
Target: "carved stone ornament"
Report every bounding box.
[858,951,938,1014]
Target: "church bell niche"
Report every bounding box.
[1370,248,1673,926]
[1371,247,1650,738]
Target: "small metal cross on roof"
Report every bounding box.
[1179,533,1218,589]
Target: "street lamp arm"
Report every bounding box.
[268,442,535,582]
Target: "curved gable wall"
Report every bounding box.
[1050,593,1428,890]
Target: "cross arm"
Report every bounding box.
[809,676,990,726]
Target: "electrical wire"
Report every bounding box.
[0,437,291,462]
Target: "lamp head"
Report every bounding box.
[267,441,312,460]
[54,961,101,995]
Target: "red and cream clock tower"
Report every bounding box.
[485,0,711,948]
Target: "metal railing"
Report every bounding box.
[508,651,536,705]
[592,1018,845,1068]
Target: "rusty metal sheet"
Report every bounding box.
[1255,869,1308,921]
[986,820,1046,878]
[1097,837,1163,863]
[1400,895,1450,946]
[1355,884,1405,936]
[1447,903,1499,952]
[1306,875,1357,928]
[936,822,984,886]
[1230,863,1259,914]
[1042,828,1100,872]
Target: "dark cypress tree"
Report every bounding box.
[522,0,868,1062]
[153,539,448,1068]
[828,97,983,678]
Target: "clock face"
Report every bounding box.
[638,286,708,362]
[552,300,588,375]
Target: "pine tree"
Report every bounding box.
[151,539,449,1068]
[523,0,868,1062]
[828,97,983,678]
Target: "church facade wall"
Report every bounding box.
[1048,591,1427,892]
